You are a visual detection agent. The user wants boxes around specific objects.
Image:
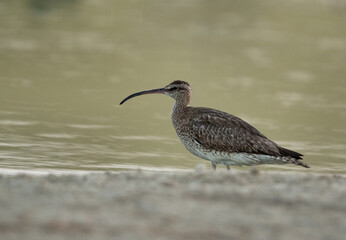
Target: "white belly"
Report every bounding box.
[185,143,286,167]
[175,130,287,167]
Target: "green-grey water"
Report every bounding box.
[0,0,345,174]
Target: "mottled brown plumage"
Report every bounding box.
[120,80,309,170]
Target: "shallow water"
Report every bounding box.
[0,0,345,174]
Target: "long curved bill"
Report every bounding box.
[120,88,165,105]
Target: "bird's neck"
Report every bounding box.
[176,92,191,107]
[171,97,189,127]
[173,93,190,111]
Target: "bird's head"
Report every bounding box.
[120,80,191,105]
[163,80,191,100]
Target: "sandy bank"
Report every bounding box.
[0,170,345,240]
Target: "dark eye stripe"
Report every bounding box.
[168,87,178,91]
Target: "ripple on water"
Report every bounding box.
[82,163,190,172]
[0,168,101,175]
[0,120,39,126]
[285,70,313,83]
[111,135,177,142]
[67,124,114,129]
[275,92,304,107]
[0,142,37,147]
[0,111,22,116]
[35,133,77,139]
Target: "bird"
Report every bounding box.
[120,80,309,170]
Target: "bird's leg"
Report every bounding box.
[212,162,216,170]
[226,165,230,171]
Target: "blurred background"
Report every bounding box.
[0,0,345,173]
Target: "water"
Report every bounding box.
[0,0,345,174]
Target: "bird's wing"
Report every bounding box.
[189,107,280,155]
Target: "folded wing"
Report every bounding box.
[190,107,283,156]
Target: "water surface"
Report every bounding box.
[0,0,345,173]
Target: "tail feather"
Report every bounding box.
[289,158,310,168]
[279,147,310,168]
[279,147,303,159]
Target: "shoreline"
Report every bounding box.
[1,170,345,240]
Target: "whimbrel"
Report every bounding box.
[120,80,309,170]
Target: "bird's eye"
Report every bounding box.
[169,87,178,91]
